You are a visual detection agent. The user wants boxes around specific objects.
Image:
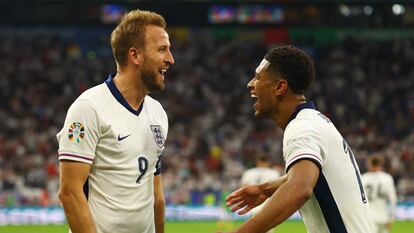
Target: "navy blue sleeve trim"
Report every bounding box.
[286,157,322,173]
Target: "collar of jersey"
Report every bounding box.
[287,101,315,123]
[105,74,144,116]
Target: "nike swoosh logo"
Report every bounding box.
[117,134,131,141]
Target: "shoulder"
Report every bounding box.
[361,172,372,179]
[66,84,108,119]
[284,109,339,145]
[243,168,256,174]
[145,95,164,108]
[77,83,108,105]
[242,168,256,177]
[381,172,394,181]
[266,168,280,176]
[286,109,321,131]
[241,169,256,183]
[284,110,323,141]
[145,95,168,118]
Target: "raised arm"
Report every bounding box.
[226,174,288,215]
[223,160,319,233]
[59,161,96,233]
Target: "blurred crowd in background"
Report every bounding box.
[0,28,413,208]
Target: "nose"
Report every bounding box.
[247,78,254,90]
[165,50,175,65]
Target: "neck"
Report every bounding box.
[113,69,147,110]
[276,95,306,130]
[370,167,382,172]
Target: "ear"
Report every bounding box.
[128,47,143,66]
[274,79,288,96]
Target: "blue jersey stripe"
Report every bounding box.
[343,139,368,204]
[314,174,348,233]
[154,154,162,175]
[105,74,144,116]
[83,177,89,200]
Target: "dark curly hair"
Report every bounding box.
[264,45,315,94]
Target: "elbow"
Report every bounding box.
[291,181,314,203]
[301,186,314,200]
[58,186,76,206]
[58,188,69,204]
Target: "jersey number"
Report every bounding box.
[365,184,388,201]
[343,139,367,203]
[136,157,148,184]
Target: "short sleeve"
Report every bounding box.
[154,154,162,175]
[57,99,100,164]
[156,108,168,175]
[283,119,323,172]
[161,108,169,142]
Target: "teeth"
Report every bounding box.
[160,69,167,75]
[251,94,257,98]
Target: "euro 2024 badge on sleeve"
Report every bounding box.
[150,125,165,148]
[68,122,85,143]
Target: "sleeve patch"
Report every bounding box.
[68,122,85,143]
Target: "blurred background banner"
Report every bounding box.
[0,0,414,227]
[1,203,414,225]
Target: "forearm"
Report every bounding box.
[238,180,310,233]
[154,197,165,233]
[259,174,288,197]
[60,192,96,233]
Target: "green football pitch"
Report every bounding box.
[0,221,413,233]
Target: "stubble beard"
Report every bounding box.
[141,68,165,93]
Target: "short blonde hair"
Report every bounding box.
[368,155,384,167]
[111,9,166,67]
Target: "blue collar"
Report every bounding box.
[105,74,144,116]
[287,101,315,123]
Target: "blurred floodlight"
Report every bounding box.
[339,4,350,17]
[363,6,373,16]
[101,4,127,24]
[392,4,405,15]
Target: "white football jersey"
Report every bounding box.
[241,167,280,186]
[57,74,168,233]
[362,171,397,224]
[283,102,373,233]
[241,167,280,218]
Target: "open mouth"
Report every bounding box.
[159,68,167,76]
[250,93,258,109]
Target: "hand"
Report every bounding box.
[225,184,268,215]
